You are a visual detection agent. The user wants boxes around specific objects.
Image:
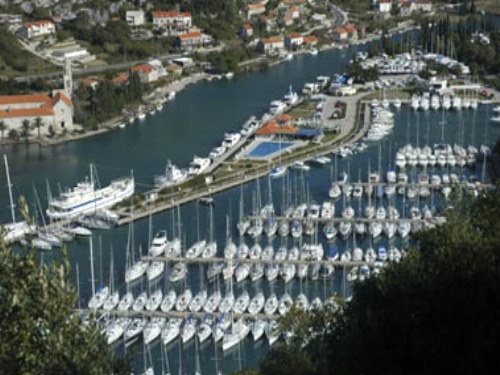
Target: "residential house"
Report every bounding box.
[415,0,432,12]
[281,0,307,5]
[79,78,98,90]
[147,59,168,78]
[285,32,303,49]
[166,63,183,75]
[131,64,158,84]
[152,11,192,36]
[240,23,254,39]
[259,36,285,54]
[247,3,266,19]
[0,13,22,27]
[0,91,73,135]
[112,73,129,85]
[178,31,203,50]
[311,14,327,24]
[399,1,416,16]
[303,35,319,47]
[332,27,348,43]
[259,15,277,32]
[379,0,393,13]
[285,6,300,19]
[344,24,358,41]
[126,10,145,26]
[17,20,55,40]
[282,16,293,27]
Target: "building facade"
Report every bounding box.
[0,92,74,137]
[17,20,55,40]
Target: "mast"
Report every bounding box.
[89,237,95,299]
[4,155,16,223]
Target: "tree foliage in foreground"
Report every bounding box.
[246,187,500,375]
[0,199,129,374]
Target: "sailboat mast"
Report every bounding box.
[4,155,16,223]
[89,237,96,298]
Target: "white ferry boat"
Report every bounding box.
[46,165,134,220]
[188,156,211,176]
[154,160,188,188]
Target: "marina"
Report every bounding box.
[2,28,500,373]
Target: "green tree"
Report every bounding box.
[21,119,31,140]
[257,188,500,375]
[0,198,131,373]
[0,120,6,139]
[33,117,44,139]
[8,128,18,141]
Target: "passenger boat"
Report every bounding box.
[46,164,134,220]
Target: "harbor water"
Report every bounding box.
[1,30,500,373]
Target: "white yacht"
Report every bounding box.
[139,295,159,316]
[269,100,287,115]
[248,292,265,315]
[222,132,241,148]
[209,146,227,160]
[148,230,168,257]
[47,165,134,220]
[284,85,299,105]
[162,318,182,345]
[222,319,250,351]
[154,160,188,188]
[188,156,211,176]
[233,291,250,314]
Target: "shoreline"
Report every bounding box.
[0,24,418,149]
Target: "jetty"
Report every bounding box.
[114,98,371,226]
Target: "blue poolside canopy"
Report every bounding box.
[295,128,321,138]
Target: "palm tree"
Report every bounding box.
[0,120,6,139]
[33,117,44,139]
[21,119,31,141]
[8,129,19,142]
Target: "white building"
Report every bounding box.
[17,20,55,40]
[126,10,145,26]
[51,47,93,63]
[378,0,393,13]
[152,11,192,35]
[259,37,285,54]
[0,92,74,137]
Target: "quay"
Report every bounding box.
[114,96,371,226]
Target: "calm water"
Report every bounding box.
[2,29,500,374]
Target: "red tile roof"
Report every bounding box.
[23,20,53,28]
[0,92,72,118]
[112,73,129,84]
[243,23,253,30]
[179,31,202,40]
[152,11,191,18]
[255,121,298,136]
[303,35,319,44]
[261,36,283,44]
[248,3,265,9]
[132,64,153,73]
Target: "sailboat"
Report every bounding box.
[269,134,288,178]
[2,155,33,244]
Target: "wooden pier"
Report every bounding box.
[141,255,380,268]
[78,308,281,321]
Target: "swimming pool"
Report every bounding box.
[247,141,294,158]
